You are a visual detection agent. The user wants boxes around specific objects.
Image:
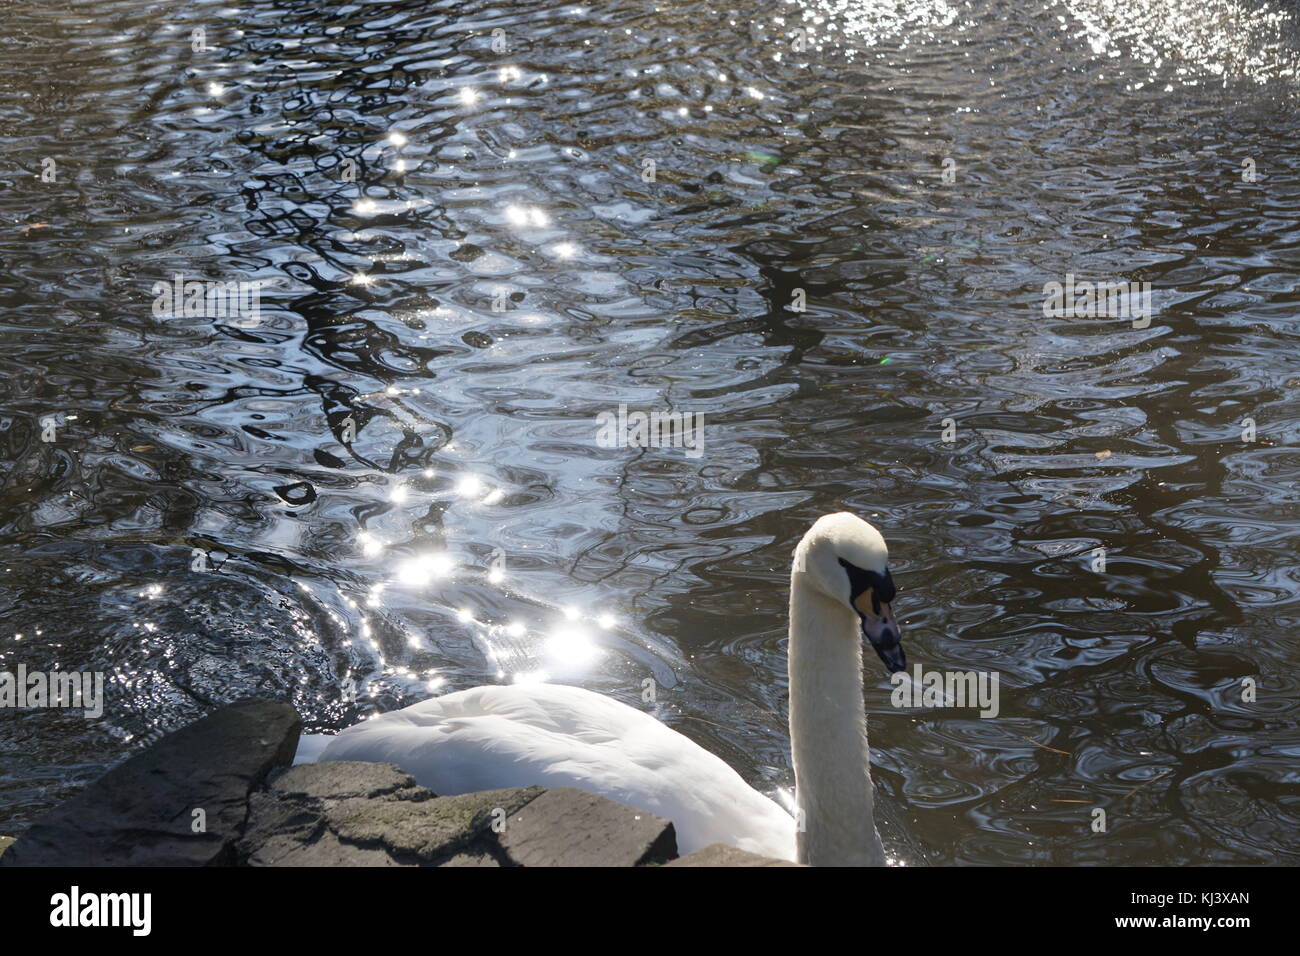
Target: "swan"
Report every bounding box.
[303,512,907,865]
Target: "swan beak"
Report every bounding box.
[860,603,906,674]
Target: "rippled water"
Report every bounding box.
[2,0,1298,864]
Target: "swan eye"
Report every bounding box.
[837,557,895,613]
[853,588,879,618]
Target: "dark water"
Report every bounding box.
[2,0,1298,864]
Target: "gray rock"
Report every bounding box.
[328,785,543,864]
[495,787,677,867]
[438,851,503,867]
[237,761,545,867]
[664,843,801,867]
[237,763,409,866]
[238,767,675,867]
[237,790,327,863]
[246,827,405,866]
[0,698,300,866]
[269,761,422,802]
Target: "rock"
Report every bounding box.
[269,761,420,802]
[237,762,429,867]
[664,843,801,867]
[238,791,332,866]
[237,761,545,867]
[247,827,406,866]
[327,785,542,863]
[0,836,13,858]
[237,765,674,867]
[238,762,433,865]
[0,698,300,866]
[495,787,677,867]
[438,851,505,867]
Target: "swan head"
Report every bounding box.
[794,512,906,674]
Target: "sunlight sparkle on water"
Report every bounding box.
[396,552,455,587]
[506,205,549,228]
[546,626,601,666]
[455,474,484,498]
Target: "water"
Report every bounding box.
[1,0,1298,865]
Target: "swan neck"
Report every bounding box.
[788,573,884,867]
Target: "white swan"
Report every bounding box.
[304,512,906,865]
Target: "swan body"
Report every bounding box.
[307,512,906,865]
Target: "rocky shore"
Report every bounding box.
[0,698,796,867]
